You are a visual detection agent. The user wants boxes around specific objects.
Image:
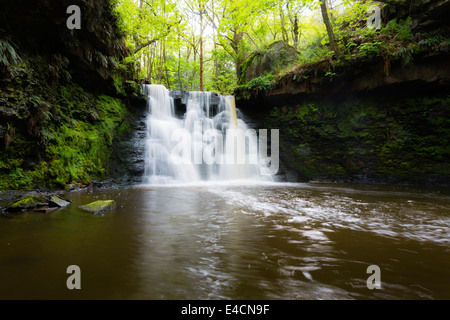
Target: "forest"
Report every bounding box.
[113,0,420,94]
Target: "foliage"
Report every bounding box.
[109,0,447,96]
[416,26,450,53]
[237,73,275,99]
[0,72,130,190]
[0,39,21,66]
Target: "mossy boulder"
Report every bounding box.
[8,196,48,210]
[79,200,116,215]
[1,194,73,216]
[240,41,300,85]
[2,195,48,214]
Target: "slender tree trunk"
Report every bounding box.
[158,42,163,83]
[199,4,204,91]
[231,30,244,82]
[279,2,289,43]
[146,50,151,81]
[186,45,190,89]
[200,34,204,91]
[178,43,182,90]
[292,15,299,49]
[212,0,218,92]
[214,41,218,91]
[148,45,154,82]
[164,44,171,89]
[320,0,340,57]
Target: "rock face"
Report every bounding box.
[245,53,450,107]
[240,41,300,85]
[0,0,128,92]
[108,99,147,186]
[383,0,450,31]
[78,200,117,215]
[0,0,138,190]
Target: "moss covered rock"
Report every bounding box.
[3,196,48,213]
[256,94,450,185]
[79,200,116,215]
[239,41,300,85]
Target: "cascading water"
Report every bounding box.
[142,84,269,184]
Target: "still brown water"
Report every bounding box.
[0,182,449,300]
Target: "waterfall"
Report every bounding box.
[142,84,269,184]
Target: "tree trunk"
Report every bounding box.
[292,15,299,50]
[163,44,170,89]
[200,36,204,91]
[279,2,289,43]
[320,0,340,57]
[231,30,244,81]
[199,2,205,91]
[158,42,163,83]
[178,45,182,90]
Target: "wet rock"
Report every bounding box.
[109,106,147,186]
[1,193,73,217]
[34,207,59,214]
[4,196,48,213]
[48,195,71,208]
[78,200,116,215]
[67,184,78,190]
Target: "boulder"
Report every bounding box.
[240,41,300,85]
[1,194,73,216]
[170,90,222,116]
[78,200,116,215]
[4,196,48,213]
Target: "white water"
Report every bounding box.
[142,84,268,184]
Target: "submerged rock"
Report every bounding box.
[34,207,59,214]
[78,200,116,215]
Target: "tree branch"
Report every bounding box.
[134,20,180,54]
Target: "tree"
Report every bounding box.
[319,0,341,57]
[286,1,306,49]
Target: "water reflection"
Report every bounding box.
[0,182,449,299]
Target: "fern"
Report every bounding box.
[417,27,450,52]
[381,18,413,43]
[394,47,415,66]
[0,39,21,66]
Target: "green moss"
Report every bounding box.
[0,77,131,190]
[78,200,116,214]
[236,73,275,100]
[261,94,450,183]
[9,196,46,209]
